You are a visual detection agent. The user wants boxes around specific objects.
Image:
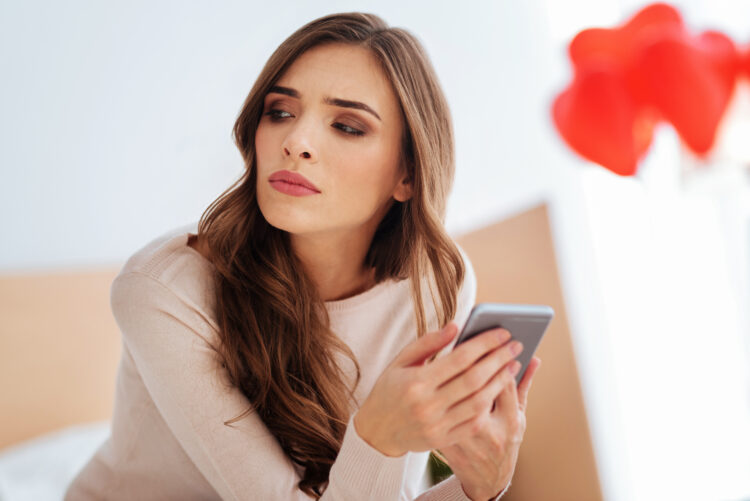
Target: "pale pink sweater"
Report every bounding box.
[64,222,507,500]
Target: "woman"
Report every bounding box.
[65,12,540,501]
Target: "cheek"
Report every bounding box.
[254,125,277,170]
[254,126,277,207]
[332,144,399,210]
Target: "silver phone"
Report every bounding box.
[453,303,554,385]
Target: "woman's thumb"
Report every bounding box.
[395,322,458,367]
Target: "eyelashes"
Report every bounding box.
[263,109,292,120]
[333,122,365,137]
[262,109,366,137]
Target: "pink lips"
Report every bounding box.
[268,170,320,197]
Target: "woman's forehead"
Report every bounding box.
[272,44,399,118]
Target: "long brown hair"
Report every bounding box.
[193,12,464,498]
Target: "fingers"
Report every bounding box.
[443,362,518,437]
[395,322,458,367]
[517,356,541,412]
[426,328,512,386]
[495,363,520,423]
[435,337,522,407]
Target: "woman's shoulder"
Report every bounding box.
[113,222,218,327]
[187,233,212,264]
[118,222,211,277]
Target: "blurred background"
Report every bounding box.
[1,0,749,500]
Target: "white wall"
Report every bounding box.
[2,1,749,500]
[1,0,573,273]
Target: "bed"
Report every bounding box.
[0,421,109,500]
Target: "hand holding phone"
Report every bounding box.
[453,303,554,385]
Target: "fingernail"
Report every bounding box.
[510,361,521,376]
[510,341,523,356]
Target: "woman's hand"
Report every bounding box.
[437,356,542,501]
[353,322,522,457]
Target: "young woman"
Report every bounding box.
[65,12,541,501]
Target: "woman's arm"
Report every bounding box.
[111,271,415,500]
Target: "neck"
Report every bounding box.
[290,229,377,302]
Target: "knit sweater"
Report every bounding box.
[64,221,508,500]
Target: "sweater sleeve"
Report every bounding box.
[413,475,510,500]
[110,271,412,500]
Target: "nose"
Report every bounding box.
[282,127,318,163]
[283,146,314,160]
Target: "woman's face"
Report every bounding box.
[255,43,412,238]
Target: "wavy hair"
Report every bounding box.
[193,12,465,498]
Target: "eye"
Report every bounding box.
[333,122,365,137]
[263,107,365,137]
[263,109,293,121]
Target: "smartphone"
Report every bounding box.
[453,303,554,385]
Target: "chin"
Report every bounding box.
[256,182,331,235]
[257,200,316,235]
[262,215,308,235]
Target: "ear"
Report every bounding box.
[393,170,413,203]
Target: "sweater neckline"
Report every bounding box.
[323,276,399,312]
[177,231,403,313]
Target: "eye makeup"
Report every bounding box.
[262,105,368,137]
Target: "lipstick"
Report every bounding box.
[268,170,320,197]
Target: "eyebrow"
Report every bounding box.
[267,85,382,121]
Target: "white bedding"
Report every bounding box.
[0,422,110,501]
